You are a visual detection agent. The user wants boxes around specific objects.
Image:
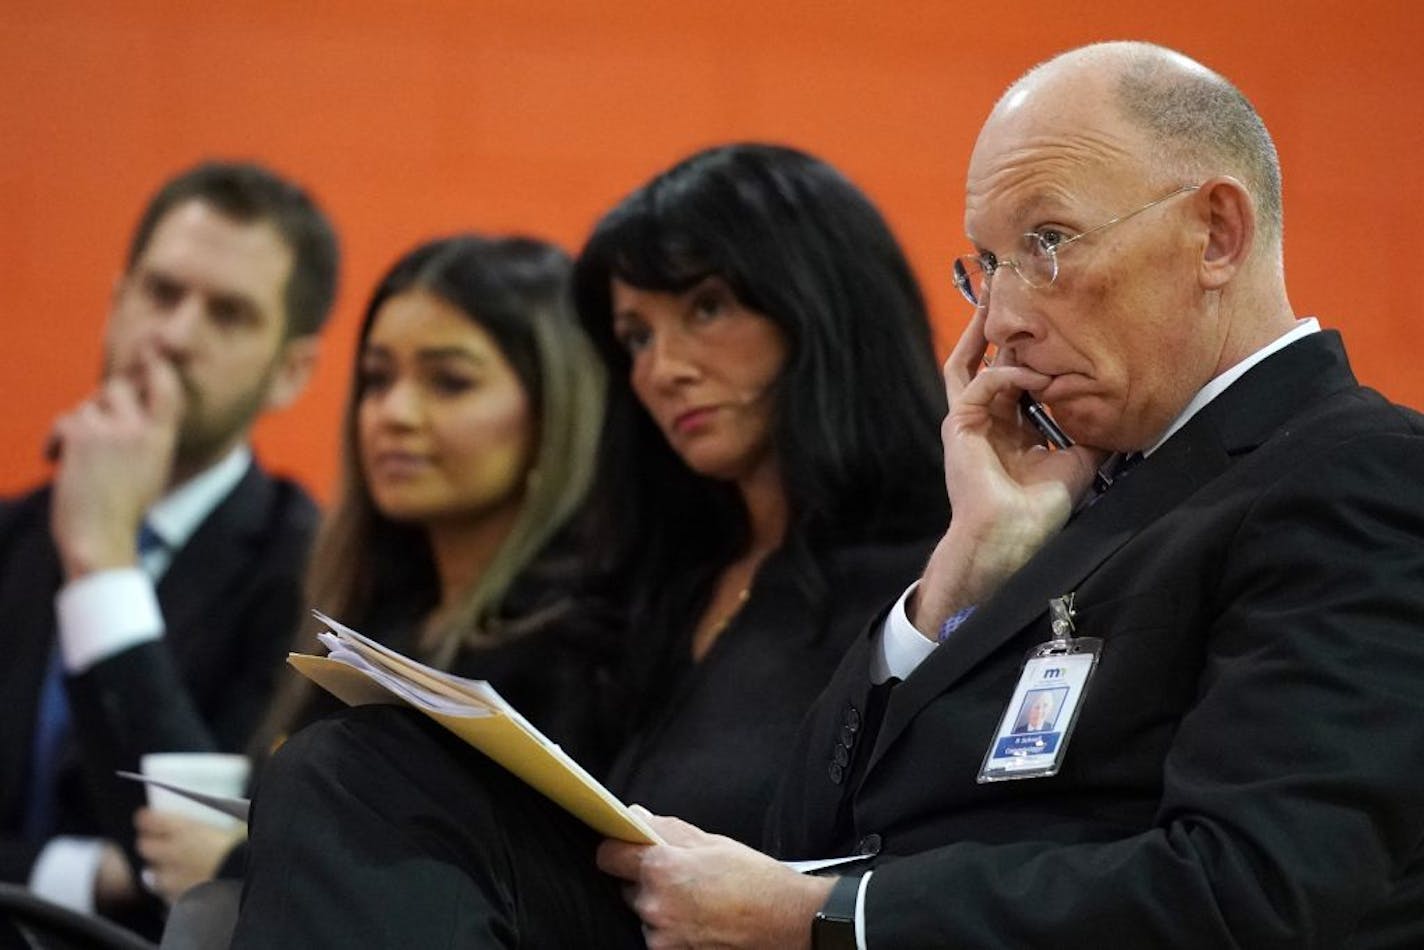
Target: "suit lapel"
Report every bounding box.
[867,424,1232,773]
[155,462,273,666]
[865,330,1357,775]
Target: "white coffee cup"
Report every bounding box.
[139,752,250,829]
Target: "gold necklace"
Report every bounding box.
[693,584,753,661]
[693,549,772,659]
[705,586,751,639]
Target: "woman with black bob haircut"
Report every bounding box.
[230,143,949,947]
[573,143,949,844]
[575,142,947,576]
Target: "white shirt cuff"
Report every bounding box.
[854,870,872,949]
[55,568,164,672]
[28,836,104,914]
[873,582,939,683]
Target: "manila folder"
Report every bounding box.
[288,617,659,845]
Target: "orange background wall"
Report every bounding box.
[3,0,1421,500]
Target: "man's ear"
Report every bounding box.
[1196,175,1255,291]
[263,334,321,411]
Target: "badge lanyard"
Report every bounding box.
[978,593,1102,783]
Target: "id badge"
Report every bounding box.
[978,594,1101,783]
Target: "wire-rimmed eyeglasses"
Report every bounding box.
[951,184,1200,307]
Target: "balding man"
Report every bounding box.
[609,41,1424,949]
[231,43,1424,949]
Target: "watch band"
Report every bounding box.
[811,872,864,950]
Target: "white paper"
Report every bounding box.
[116,770,250,822]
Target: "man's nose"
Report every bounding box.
[981,277,1039,350]
[153,296,204,355]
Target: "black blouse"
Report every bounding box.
[604,537,933,846]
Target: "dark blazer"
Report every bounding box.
[0,461,318,883]
[770,332,1424,949]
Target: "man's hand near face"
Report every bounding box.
[597,810,835,950]
[48,344,183,580]
[913,300,1107,638]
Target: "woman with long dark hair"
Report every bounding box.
[135,234,609,902]
[230,144,949,946]
[575,144,947,842]
[301,234,605,677]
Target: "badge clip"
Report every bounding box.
[1047,593,1076,645]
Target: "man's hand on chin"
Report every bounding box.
[915,303,1106,637]
[48,345,182,580]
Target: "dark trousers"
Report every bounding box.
[230,705,645,949]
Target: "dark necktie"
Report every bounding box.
[1116,451,1145,479]
[1088,452,1144,505]
[23,522,165,842]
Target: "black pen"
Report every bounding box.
[1018,392,1114,494]
[1018,392,1070,450]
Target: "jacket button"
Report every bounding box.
[840,724,857,748]
[833,744,850,767]
[843,705,861,730]
[828,762,844,785]
[856,833,882,857]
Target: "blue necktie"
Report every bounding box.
[23,522,165,842]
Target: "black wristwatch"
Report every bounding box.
[811,872,864,950]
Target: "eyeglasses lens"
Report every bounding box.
[952,257,983,306]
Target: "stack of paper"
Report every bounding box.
[291,611,661,845]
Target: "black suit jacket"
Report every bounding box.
[0,460,318,882]
[770,332,1424,948]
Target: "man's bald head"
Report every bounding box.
[1001,42,1283,249]
[961,41,1297,452]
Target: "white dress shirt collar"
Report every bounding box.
[145,444,252,552]
[1143,318,1320,458]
